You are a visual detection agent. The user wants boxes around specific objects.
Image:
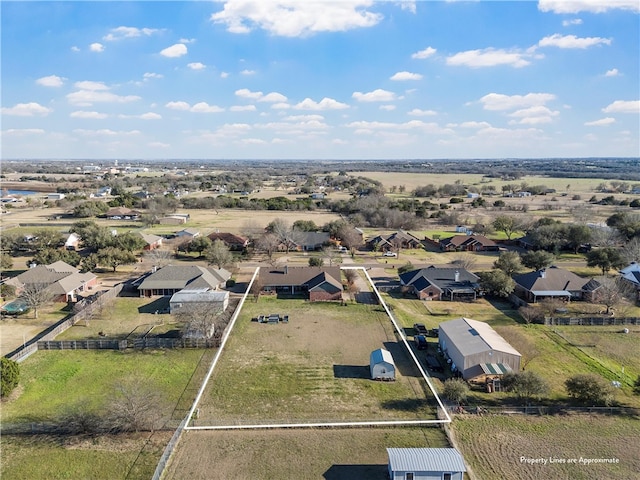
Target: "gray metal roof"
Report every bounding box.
[438,317,521,358]
[387,448,466,473]
[370,348,395,366]
[530,290,571,297]
[169,290,229,303]
[138,265,230,291]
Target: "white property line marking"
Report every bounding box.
[184,266,450,431]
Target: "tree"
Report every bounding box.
[144,248,174,268]
[173,302,223,341]
[106,377,164,433]
[0,358,20,397]
[493,251,523,276]
[113,232,147,252]
[255,233,281,260]
[308,256,324,267]
[80,254,99,273]
[442,378,469,405]
[31,229,65,251]
[566,224,592,254]
[293,219,318,232]
[205,239,234,269]
[323,248,342,266]
[478,270,515,297]
[502,371,549,403]
[492,215,523,241]
[449,253,477,271]
[565,374,614,406]
[97,247,137,272]
[397,261,415,275]
[586,247,625,275]
[593,276,636,315]
[518,305,544,325]
[188,235,212,257]
[621,237,640,264]
[31,248,81,267]
[1,252,13,271]
[521,250,555,271]
[633,375,640,395]
[337,224,363,254]
[19,282,53,318]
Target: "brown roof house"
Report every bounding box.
[137,265,231,297]
[208,232,249,251]
[399,267,481,301]
[139,233,163,250]
[440,234,498,252]
[513,266,601,303]
[106,207,140,220]
[367,230,423,252]
[259,266,342,301]
[6,260,97,302]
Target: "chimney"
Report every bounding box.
[284,265,288,274]
[454,270,460,282]
[540,269,546,278]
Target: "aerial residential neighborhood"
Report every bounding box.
[1,1,639,479]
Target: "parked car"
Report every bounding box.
[414,323,428,335]
[414,334,428,350]
[427,328,439,338]
[383,251,397,257]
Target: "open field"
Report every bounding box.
[166,427,449,480]
[452,414,640,480]
[0,432,172,480]
[194,296,438,426]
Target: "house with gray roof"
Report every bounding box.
[6,261,97,302]
[137,265,231,297]
[439,317,521,380]
[620,262,640,300]
[440,234,498,252]
[367,230,423,252]
[259,266,342,301]
[287,232,330,251]
[399,267,480,301]
[169,289,229,315]
[387,448,467,480]
[513,266,600,303]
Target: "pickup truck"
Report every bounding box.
[413,323,428,335]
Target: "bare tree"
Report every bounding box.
[593,276,636,315]
[343,269,357,287]
[173,301,224,340]
[255,233,281,260]
[106,377,165,433]
[205,239,234,269]
[621,237,640,264]
[143,248,174,268]
[323,248,343,266]
[19,283,53,318]
[450,253,477,271]
[250,274,264,302]
[518,305,544,325]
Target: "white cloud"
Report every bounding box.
[36,75,65,87]
[149,142,170,148]
[509,106,560,125]
[260,92,287,102]
[345,119,450,134]
[89,43,104,52]
[143,72,164,80]
[235,88,263,100]
[450,121,492,129]
[70,111,108,119]
[352,89,396,102]
[160,43,188,58]
[538,0,639,14]
[220,72,230,78]
[211,0,383,37]
[293,97,349,110]
[605,68,620,77]
[179,38,196,44]
[585,117,616,126]
[1,102,52,116]
[479,92,556,111]
[271,102,291,110]
[187,62,206,70]
[240,69,256,75]
[118,112,162,120]
[230,105,257,112]
[103,26,162,41]
[2,128,45,136]
[380,105,396,111]
[602,100,640,114]
[235,88,287,103]
[190,102,225,113]
[447,48,532,68]
[407,108,437,116]
[538,33,611,49]
[411,46,436,59]
[67,88,141,106]
[74,80,110,91]
[562,18,583,26]
[283,114,325,122]
[73,129,140,136]
[390,71,423,81]
[71,46,80,52]
[165,101,191,111]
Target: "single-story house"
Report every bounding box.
[106,207,140,220]
[137,265,231,297]
[399,267,480,301]
[176,228,200,239]
[139,233,163,250]
[367,230,423,251]
[6,260,97,303]
[208,232,249,250]
[387,448,467,480]
[169,289,229,315]
[284,231,330,251]
[159,214,190,225]
[259,266,342,301]
[439,317,521,380]
[440,234,498,252]
[620,262,640,299]
[64,233,81,250]
[513,266,601,303]
[370,348,395,381]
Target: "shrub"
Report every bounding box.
[1,358,20,397]
[565,374,614,406]
[442,378,469,405]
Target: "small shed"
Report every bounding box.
[387,448,466,480]
[370,348,395,381]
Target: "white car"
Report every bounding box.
[383,251,397,257]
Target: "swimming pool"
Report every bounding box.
[1,299,29,314]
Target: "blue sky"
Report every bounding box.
[1,0,638,160]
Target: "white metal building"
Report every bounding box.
[370,348,396,381]
[438,318,521,380]
[387,448,467,480]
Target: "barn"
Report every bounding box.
[438,317,521,380]
[387,448,467,480]
[370,348,396,381]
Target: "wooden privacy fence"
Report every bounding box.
[35,338,217,351]
[545,316,640,326]
[38,340,127,351]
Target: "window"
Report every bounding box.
[405,474,414,480]
[443,473,452,480]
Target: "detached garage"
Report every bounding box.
[438,317,521,380]
[387,448,467,480]
[370,348,396,381]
